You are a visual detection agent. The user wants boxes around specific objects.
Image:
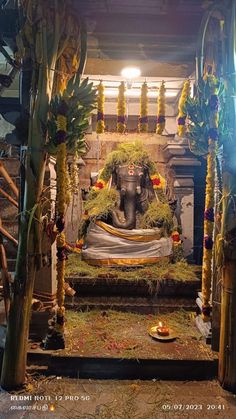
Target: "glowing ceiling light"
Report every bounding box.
[121,67,141,79]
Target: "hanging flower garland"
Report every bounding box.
[202,74,219,321]
[70,152,79,195]
[96,81,105,134]
[156,80,166,134]
[117,81,126,133]
[53,101,69,346]
[44,77,96,349]
[177,79,191,137]
[138,82,148,132]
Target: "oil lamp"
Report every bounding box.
[157,321,169,337]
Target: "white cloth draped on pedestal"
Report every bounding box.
[82,221,173,266]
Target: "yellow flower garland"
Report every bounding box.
[156,81,166,135]
[65,163,71,206]
[57,142,67,215]
[201,74,219,321]
[202,139,216,320]
[177,79,191,137]
[117,81,126,133]
[96,81,105,134]
[138,82,148,133]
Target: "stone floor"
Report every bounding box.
[29,309,216,362]
[1,377,236,418]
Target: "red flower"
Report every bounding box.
[95,181,104,189]
[172,232,180,242]
[152,178,161,186]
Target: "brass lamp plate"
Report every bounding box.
[148,326,177,342]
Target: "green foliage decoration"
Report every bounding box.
[84,187,119,220]
[184,77,228,156]
[46,77,97,156]
[100,141,156,182]
[140,201,173,234]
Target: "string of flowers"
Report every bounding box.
[117,81,126,133]
[138,82,148,132]
[177,79,191,137]
[156,80,166,134]
[53,100,69,347]
[202,74,219,321]
[96,81,105,133]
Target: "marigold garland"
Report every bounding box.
[201,74,219,321]
[177,79,191,137]
[70,152,79,194]
[138,82,148,132]
[117,81,126,133]
[55,106,68,339]
[65,163,72,206]
[156,80,166,135]
[96,81,105,134]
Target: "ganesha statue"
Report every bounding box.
[79,141,176,266]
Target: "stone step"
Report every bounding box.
[67,275,201,298]
[65,295,196,314]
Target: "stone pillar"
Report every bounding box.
[163,139,201,261]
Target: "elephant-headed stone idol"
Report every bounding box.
[111,162,154,230]
[80,141,175,266]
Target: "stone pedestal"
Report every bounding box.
[163,138,201,260]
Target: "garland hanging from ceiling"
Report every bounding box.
[156,80,166,134]
[177,79,191,137]
[96,81,105,133]
[117,81,126,133]
[138,82,148,132]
